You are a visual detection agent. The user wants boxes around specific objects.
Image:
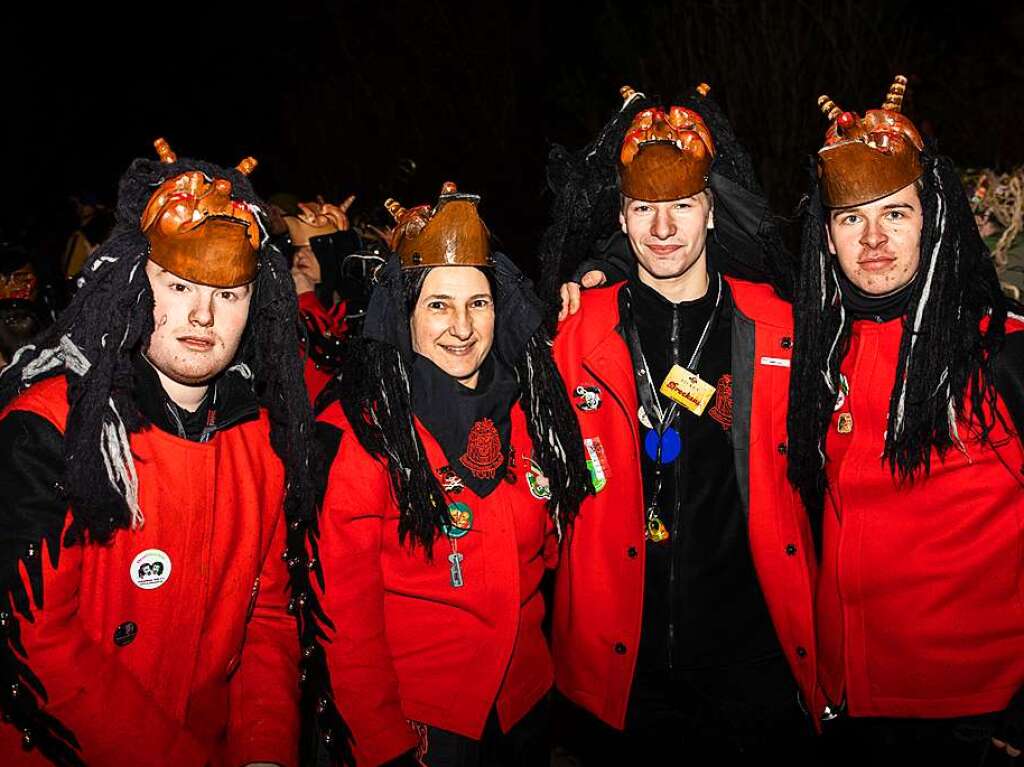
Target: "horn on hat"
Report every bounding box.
[385,198,406,222]
[236,157,258,176]
[619,84,646,109]
[882,74,908,112]
[817,95,843,122]
[154,138,177,164]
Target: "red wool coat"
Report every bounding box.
[550,278,819,728]
[0,377,299,766]
[817,314,1024,718]
[315,401,558,766]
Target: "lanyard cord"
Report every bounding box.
[622,273,724,530]
[623,271,724,436]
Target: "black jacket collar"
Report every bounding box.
[132,354,260,442]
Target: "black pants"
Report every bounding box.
[820,714,1018,767]
[418,697,551,767]
[554,653,816,766]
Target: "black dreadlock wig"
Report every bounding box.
[0,156,350,765]
[538,85,767,316]
[328,252,592,557]
[0,155,316,535]
[786,150,1011,527]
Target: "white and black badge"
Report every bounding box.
[130,549,172,590]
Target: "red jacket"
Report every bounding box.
[299,290,347,402]
[0,377,299,766]
[316,401,558,766]
[550,278,819,728]
[817,314,1024,718]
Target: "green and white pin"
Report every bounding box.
[443,501,473,539]
[525,458,552,500]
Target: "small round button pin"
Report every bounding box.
[113,621,138,647]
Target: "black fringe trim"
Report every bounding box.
[285,514,354,766]
[1,528,84,765]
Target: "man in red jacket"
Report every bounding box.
[558,77,1024,765]
[542,86,816,763]
[782,76,1024,764]
[0,140,340,765]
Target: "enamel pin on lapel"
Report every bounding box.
[574,385,602,412]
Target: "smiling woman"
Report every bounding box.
[408,265,496,388]
[310,182,592,766]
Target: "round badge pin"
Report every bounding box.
[638,406,653,430]
[644,427,682,463]
[443,502,474,539]
[113,621,138,647]
[130,549,172,590]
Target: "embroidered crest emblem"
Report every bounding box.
[460,418,504,479]
[574,385,602,411]
[708,373,733,430]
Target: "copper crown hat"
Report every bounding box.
[140,138,262,288]
[816,75,925,208]
[384,181,492,269]
[284,204,339,248]
[617,84,716,202]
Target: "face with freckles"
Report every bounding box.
[144,260,252,391]
[410,266,495,390]
[826,182,923,295]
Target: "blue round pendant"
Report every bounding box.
[644,427,681,463]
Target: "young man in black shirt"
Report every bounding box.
[547,86,816,764]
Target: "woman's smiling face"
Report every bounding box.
[410,266,495,389]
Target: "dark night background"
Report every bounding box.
[7,0,1024,274]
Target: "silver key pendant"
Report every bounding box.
[448,551,465,588]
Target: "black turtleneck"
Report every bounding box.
[619,267,782,677]
[131,355,259,442]
[837,270,916,322]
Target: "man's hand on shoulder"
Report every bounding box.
[991,686,1024,759]
[558,270,607,321]
[992,737,1022,758]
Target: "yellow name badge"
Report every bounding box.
[659,364,717,417]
